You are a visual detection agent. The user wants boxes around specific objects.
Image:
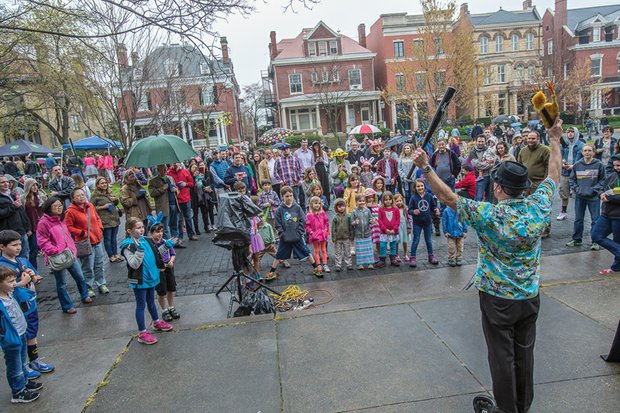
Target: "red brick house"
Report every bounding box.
[366,12,455,132]
[117,38,242,148]
[543,1,620,116]
[265,21,381,135]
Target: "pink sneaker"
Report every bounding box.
[137,331,158,345]
[153,319,173,331]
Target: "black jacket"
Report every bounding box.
[0,193,31,235]
[601,171,620,220]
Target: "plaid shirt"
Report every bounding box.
[274,155,303,187]
[258,190,281,219]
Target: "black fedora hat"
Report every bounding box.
[491,161,531,190]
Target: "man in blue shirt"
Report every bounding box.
[411,117,563,413]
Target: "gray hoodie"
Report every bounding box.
[467,145,492,176]
[569,157,606,200]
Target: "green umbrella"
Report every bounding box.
[124,135,199,167]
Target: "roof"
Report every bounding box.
[566,5,620,31]
[127,44,234,80]
[470,8,540,26]
[273,22,372,60]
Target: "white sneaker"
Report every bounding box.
[323,264,331,273]
[556,212,567,221]
[591,243,600,251]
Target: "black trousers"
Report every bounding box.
[479,291,540,413]
[192,203,214,232]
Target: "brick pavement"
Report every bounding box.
[32,196,603,312]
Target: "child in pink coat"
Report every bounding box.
[306,196,330,272]
[377,191,400,268]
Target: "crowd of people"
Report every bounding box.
[2,118,620,405]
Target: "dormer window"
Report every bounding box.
[308,42,317,57]
[318,41,327,56]
[200,62,210,75]
[593,26,601,42]
[329,40,338,55]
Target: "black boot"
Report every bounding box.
[472,394,496,413]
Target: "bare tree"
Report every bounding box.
[241,82,266,141]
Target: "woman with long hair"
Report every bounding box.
[397,143,416,202]
[311,141,330,198]
[90,177,123,263]
[20,178,47,270]
[71,173,91,201]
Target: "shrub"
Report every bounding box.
[560,112,576,124]
[284,134,322,148]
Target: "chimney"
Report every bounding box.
[358,23,367,48]
[269,31,278,60]
[131,51,139,66]
[460,3,469,17]
[116,44,128,68]
[556,0,567,27]
[220,37,229,63]
[522,0,532,10]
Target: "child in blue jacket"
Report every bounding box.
[442,206,468,266]
[408,179,440,267]
[0,266,43,404]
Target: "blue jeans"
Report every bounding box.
[411,223,434,257]
[177,201,195,238]
[572,197,600,243]
[27,233,38,270]
[53,259,90,311]
[18,233,29,260]
[103,226,119,258]
[3,334,28,395]
[592,215,620,271]
[475,175,492,202]
[380,240,398,257]
[169,203,180,238]
[79,242,106,289]
[162,214,170,239]
[133,287,159,331]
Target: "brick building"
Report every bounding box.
[367,12,455,132]
[117,39,242,148]
[264,21,381,135]
[468,2,542,119]
[542,1,620,117]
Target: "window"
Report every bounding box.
[329,40,338,55]
[591,56,602,77]
[322,70,329,82]
[348,69,361,89]
[308,42,317,57]
[200,87,214,105]
[71,115,79,132]
[593,26,601,42]
[311,71,318,84]
[512,34,519,51]
[434,71,445,89]
[480,36,488,54]
[497,64,505,83]
[137,92,151,111]
[617,53,620,72]
[547,67,553,78]
[289,108,317,130]
[133,67,143,80]
[547,39,553,55]
[318,41,327,56]
[164,59,178,77]
[395,74,405,92]
[528,64,535,79]
[289,73,302,94]
[332,69,340,82]
[496,35,504,52]
[498,93,507,115]
[435,38,444,55]
[169,90,182,107]
[413,39,424,50]
[347,105,355,126]
[516,64,524,79]
[483,67,491,85]
[361,103,371,122]
[564,63,570,80]
[415,72,426,91]
[393,41,404,58]
[526,32,534,50]
[199,62,210,75]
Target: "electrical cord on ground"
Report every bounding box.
[270,285,335,312]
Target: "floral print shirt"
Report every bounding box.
[457,178,556,299]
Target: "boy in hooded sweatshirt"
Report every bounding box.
[568,144,606,249]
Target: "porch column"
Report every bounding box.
[345,104,351,132]
[413,101,419,131]
[280,106,288,129]
[390,101,397,130]
[220,121,227,146]
[180,119,187,142]
[315,104,321,133]
[188,120,194,143]
[377,99,383,123]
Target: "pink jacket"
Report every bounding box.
[36,213,77,264]
[83,157,96,167]
[306,210,330,243]
[103,155,114,169]
[378,207,400,234]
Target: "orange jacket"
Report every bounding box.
[65,202,104,245]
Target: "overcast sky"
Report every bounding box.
[212,0,619,89]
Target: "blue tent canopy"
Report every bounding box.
[61,136,122,151]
